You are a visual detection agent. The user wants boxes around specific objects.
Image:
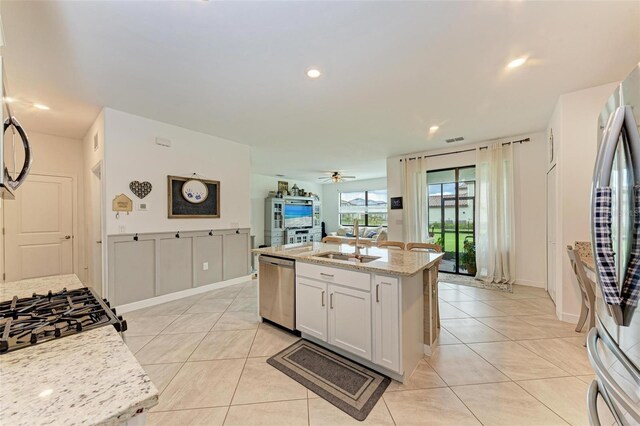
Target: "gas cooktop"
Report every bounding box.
[0,287,126,353]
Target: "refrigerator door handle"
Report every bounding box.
[587,327,640,423]
[594,106,627,187]
[587,379,626,426]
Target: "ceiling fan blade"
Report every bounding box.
[342,175,356,179]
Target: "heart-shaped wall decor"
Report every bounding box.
[129,181,152,199]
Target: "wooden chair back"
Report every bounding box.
[348,239,373,247]
[566,245,596,306]
[377,241,406,250]
[406,242,443,253]
[322,236,342,244]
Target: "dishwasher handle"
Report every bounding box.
[259,255,295,269]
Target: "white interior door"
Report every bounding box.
[4,174,74,282]
[546,166,557,303]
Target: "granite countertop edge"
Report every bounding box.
[253,242,443,277]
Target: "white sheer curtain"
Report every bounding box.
[475,143,516,284]
[401,156,429,243]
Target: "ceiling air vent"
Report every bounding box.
[445,136,465,143]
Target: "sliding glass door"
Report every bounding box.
[427,167,476,275]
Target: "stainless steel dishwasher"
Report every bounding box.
[258,255,295,330]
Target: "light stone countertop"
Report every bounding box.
[253,242,443,276]
[0,275,159,426]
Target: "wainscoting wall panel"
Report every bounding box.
[111,238,156,306]
[223,231,250,280]
[158,237,193,296]
[194,234,223,286]
[108,228,250,306]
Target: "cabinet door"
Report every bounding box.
[328,284,372,360]
[296,278,328,341]
[373,276,400,372]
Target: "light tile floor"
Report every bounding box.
[123,279,609,426]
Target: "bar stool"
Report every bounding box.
[348,239,373,247]
[377,241,406,250]
[407,242,443,340]
[566,245,596,333]
[407,242,443,253]
[322,236,342,244]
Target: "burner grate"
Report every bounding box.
[0,287,126,353]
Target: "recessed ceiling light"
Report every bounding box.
[33,103,50,110]
[507,57,527,69]
[429,125,439,133]
[306,68,321,79]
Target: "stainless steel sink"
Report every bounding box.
[314,252,380,263]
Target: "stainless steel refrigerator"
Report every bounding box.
[589,64,640,425]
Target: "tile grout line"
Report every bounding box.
[511,379,574,425]
[221,303,261,425]
[436,283,588,424]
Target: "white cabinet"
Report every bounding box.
[328,284,372,360]
[372,276,400,372]
[296,277,327,341]
[296,262,413,378]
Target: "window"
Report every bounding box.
[339,190,388,227]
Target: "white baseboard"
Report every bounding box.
[423,344,432,357]
[116,275,253,314]
[559,311,580,325]
[514,279,546,288]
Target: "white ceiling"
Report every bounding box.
[1,1,639,181]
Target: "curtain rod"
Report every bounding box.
[400,137,531,162]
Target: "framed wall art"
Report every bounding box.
[278,180,289,195]
[168,175,220,218]
[390,196,403,210]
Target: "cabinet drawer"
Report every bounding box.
[297,262,370,291]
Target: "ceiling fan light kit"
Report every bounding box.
[318,171,356,183]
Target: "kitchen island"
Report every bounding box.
[253,242,443,382]
[0,275,158,426]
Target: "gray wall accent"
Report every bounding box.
[194,234,223,286]
[158,237,193,296]
[112,239,156,305]
[107,228,250,306]
[222,231,250,280]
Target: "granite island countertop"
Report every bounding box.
[253,242,443,276]
[0,275,158,426]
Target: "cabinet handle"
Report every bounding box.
[330,293,333,309]
[320,273,334,278]
[321,291,325,307]
[376,284,380,302]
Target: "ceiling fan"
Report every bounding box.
[318,171,356,183]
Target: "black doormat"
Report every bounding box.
[267,340,390,421]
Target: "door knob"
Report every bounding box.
[63,235,71,240]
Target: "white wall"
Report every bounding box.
[548,82,619,323]
[250,174,323,246]
[322,177,388,232]
[386,132,547,288]
[82,111,106,293]
[7,131,86,282]
[103,108,251,235]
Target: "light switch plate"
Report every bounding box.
[136,202,149,211]
[203,262,209,271]
[119,225,126,233]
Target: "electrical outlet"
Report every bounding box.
[203,262,209,271]
[119,225,126,233]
